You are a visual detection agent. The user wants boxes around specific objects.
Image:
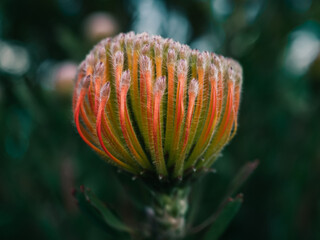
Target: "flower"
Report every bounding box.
[73,32,242,181]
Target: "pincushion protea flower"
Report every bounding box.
[73,32,242,182]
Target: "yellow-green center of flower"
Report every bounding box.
[73,32,243,180]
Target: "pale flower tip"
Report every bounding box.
[141,44,151,55]
[154,76,166,95]
[121,70,131,87]
[191,49,199,57]
[197,52,207,69]
[78,60,86,71]
[228,58,243,81]
[81,74,92,89]
[172,41,182,52]
[113,51,124,66]
[94,61,105,75]
[167,49,176,64]
[189,78,199,96]
[209,64,218,81]
[127,31,135,37]
[140,32,150,43]
[77,61,86,79]
[154,42,163,57]
[125,33,134,47]
[228,66,236,83]
[86,52,95,66]
[177,59,188,76]
[116,33,126,44]
[133,37,142,50]
[100,82,111,100]
[213,54,222,71]
[140,55,152,72]
[111,42,121,54]
[179,45,190,59]
[98,46,106,58]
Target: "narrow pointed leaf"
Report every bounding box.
[189,160,258,235]
[75,186,132,235]
[225,159,259,198]
[203,195,243,240]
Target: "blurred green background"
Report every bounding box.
[1,0,320,239]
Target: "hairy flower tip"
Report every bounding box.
[98,46,106,59]
[86,52,95,66]
[81,74,91,89]
[209,64,218,81]
[111,42,121,54]
[72,32,243,184]
[167,49,177,64]
[94,62,104,76]
[188,78,199,96]
[77,61,86,77]
[100,82,111,100]
[140,55,152,72]
[179,45,190,59]
[125,33,134,45]
[120,70,131,87]
[228,66,235,83]
[113,51,124,67]
[154,76,166,95]
[142,44,152,55]
[177,59,188,76]
[197,52,207,69]
[154,42,163,57]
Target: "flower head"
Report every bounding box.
[73,32,242,182]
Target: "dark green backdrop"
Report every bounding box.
[0,0,319,239]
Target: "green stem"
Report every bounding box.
[145,187,190,240]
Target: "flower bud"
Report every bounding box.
[73,32,243,181]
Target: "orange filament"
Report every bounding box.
[80,103,95,134]
[156,57,162,78]
[217,73,224,118]
[194,68,204,123]
[164,63,175,151]
[100,109,133,162]
[96,95,137,173]
[218,81,234,140]
[185,79,217,168]
[115,66,122,103]
[171,73,186,177]
[185,67,205,154]
[153,90,167,176]
[94,75,101,115]
[229,84,241,140]
[173,74,186,142]
[75,89,105,157]
[87,83,95,114]
[131,51,141,127]
[139,71,147,130]
[204,80,217,140]
[183,92,196,149]
[119,85,151,169]
[146,70,154,146]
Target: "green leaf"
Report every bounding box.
[202,195,243,240]
[74,186,132,236]
[225,160,259,198]
[189,160,258,237]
